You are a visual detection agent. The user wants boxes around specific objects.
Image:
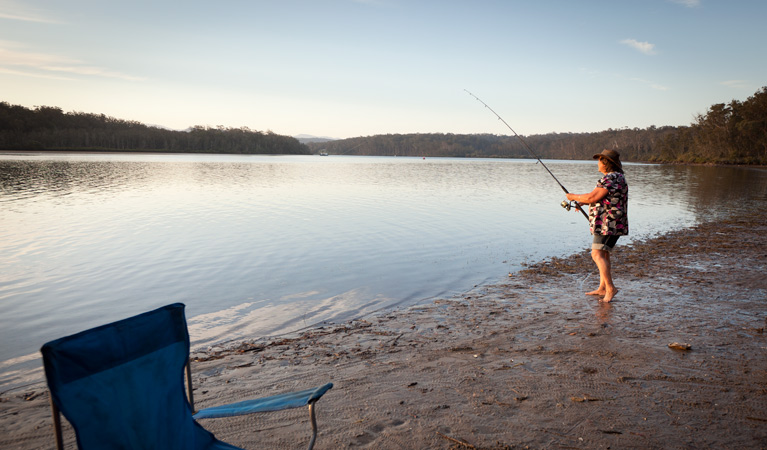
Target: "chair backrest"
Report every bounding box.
[41,303,219,449]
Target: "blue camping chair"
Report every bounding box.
[41,303,333,450]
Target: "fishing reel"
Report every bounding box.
[561,200,578,211]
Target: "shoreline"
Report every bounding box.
[2,212,766,449]
[4,150,767,168]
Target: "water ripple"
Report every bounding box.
[1,154,765,391]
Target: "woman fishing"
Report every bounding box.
[464,91,627,301]
[566,149,628,303]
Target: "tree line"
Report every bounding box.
[0,102,310,155]
[309,87,767,164]
[3,86,764,163]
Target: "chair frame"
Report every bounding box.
[43,303,332,450]
[182,361,323,450]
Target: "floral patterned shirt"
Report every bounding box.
[589,172,629,236]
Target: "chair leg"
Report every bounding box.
[186,359,195,411]
[50,395,64,450]
[307,402,318,450]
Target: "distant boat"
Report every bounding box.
[319,151,328,156]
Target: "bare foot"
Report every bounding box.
[586,289,605,296]
[601,288,619,303]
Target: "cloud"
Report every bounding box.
[669,0,701,7]
[0,43,74,67]
[0,1,60,23]
[620,39,656,55]
[40,65,146,81]
[629,77,669,91]
[0,67,74,81]
[0,42,146,81]
[721,80,750,89]
[580,67,668,91]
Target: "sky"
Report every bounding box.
[1,0,765,139]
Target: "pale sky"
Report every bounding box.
[1,0,765,139]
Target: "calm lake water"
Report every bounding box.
[1,152,766,390]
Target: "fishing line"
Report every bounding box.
[579,272,593,291]
[464,89,589,221]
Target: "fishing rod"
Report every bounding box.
[464,89,589,220]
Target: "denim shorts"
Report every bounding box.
[592,234,620,252]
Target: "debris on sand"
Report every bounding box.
[668,342,692,351]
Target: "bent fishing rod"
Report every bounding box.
[464,89,589,220]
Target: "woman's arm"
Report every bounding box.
[566,187,608,205]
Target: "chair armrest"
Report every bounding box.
[193,383,333,419]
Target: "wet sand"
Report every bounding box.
[2,212,766,449]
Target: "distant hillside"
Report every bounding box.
[307,87,766,164]
[295,134,336,144]
[3,86,765,163]
[0,102,311,155]
[305,130,674,161]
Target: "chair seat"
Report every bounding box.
[41,303,332,450]
[194,383,333,419]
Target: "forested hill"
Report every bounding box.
[0,103,310,155]
[3,86,765,163]
[309,87,767,165]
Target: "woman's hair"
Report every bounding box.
[600,157,622,173]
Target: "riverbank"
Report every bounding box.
[2,212,766,449]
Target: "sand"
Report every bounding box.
[2,212,766,449]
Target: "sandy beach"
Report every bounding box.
[2,211,766,449]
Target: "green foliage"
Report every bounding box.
[308,87,767,165]
[0,103,310,155]
[308,127,681,162]
[653,87,767,164]
[4,87,765,164]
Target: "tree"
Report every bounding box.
[0,103,310,155]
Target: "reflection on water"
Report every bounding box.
[594,302,614,324]
[629,164,767,223]
[1,152,765,390]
